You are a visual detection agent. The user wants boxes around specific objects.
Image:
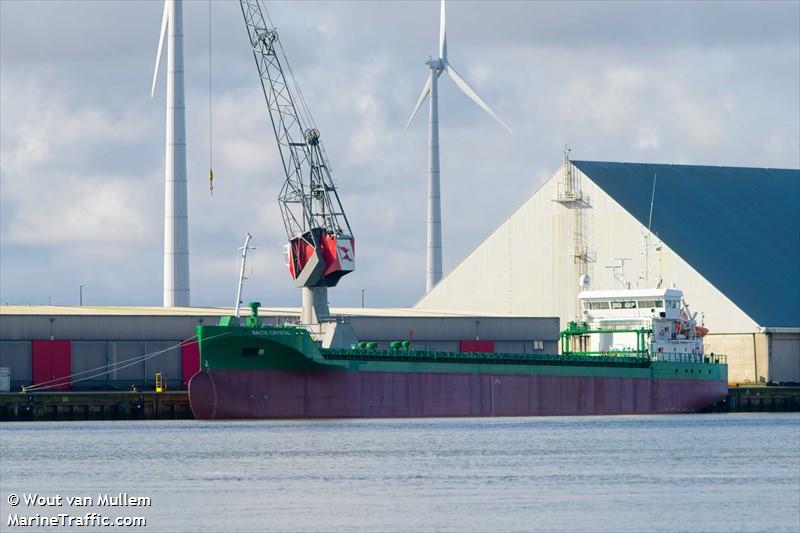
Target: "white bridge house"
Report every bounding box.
[578,288,705,360]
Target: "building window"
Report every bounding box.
[532,340,544,351]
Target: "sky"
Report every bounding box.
[1,0,798,309]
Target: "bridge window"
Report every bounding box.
[611,300,636,309]
[637,300,663,309]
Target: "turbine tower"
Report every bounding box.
[405,0,511,293]
[151,0,190,307]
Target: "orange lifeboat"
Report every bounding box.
[696,326,709,337]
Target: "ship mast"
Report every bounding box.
[234,233,256,318]
[640,172,661,289]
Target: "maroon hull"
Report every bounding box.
[189,370,728,419]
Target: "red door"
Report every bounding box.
[460,340,495,353]
[181,340,200,387]
[31,340,71,390]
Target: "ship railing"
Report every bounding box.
[651,352,727,365]
[320,349,652,368]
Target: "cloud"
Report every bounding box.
[1,0,798,308]
[635,128,661,150]
[1,76,159,246]
[5,176,153,245]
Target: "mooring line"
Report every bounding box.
[23,331,231,392]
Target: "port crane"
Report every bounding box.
[238,0,355,325]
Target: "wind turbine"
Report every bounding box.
[151,0,190,307]
[405,0,511,294]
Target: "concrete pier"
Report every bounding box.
[0,391,191,421]
[706,386,800,413]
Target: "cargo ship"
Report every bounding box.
[185,1,727,419]
[188,288,727,419]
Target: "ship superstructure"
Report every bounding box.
[564,287,708,361]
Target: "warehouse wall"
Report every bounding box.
[770,332,800,384]
[0,313,558,391]
[0,339,186,391]
[350,316,558,346]
[0,341,31,390]
[702,332,799,385]
[71,341,109,389]
[704,333,770,384]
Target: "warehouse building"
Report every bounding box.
[0,306,558,391]
[416,159,800,384]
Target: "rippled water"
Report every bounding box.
[1,414,798,532]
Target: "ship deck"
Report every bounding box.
[321,348,652,368]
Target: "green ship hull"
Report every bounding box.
[188,322,728,419]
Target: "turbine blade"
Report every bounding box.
[151,1,169,98]
[404,74,432,132]
[445,62,512,132]
[439,0,447,61]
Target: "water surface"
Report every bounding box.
[1,414,798,532]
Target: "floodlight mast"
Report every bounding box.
[238,0,355,323]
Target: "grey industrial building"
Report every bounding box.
[0,306,558,391]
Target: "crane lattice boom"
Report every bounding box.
[239,0,354,288]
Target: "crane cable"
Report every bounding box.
[208,0,214,196]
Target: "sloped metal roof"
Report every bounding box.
[572,161,800,328]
